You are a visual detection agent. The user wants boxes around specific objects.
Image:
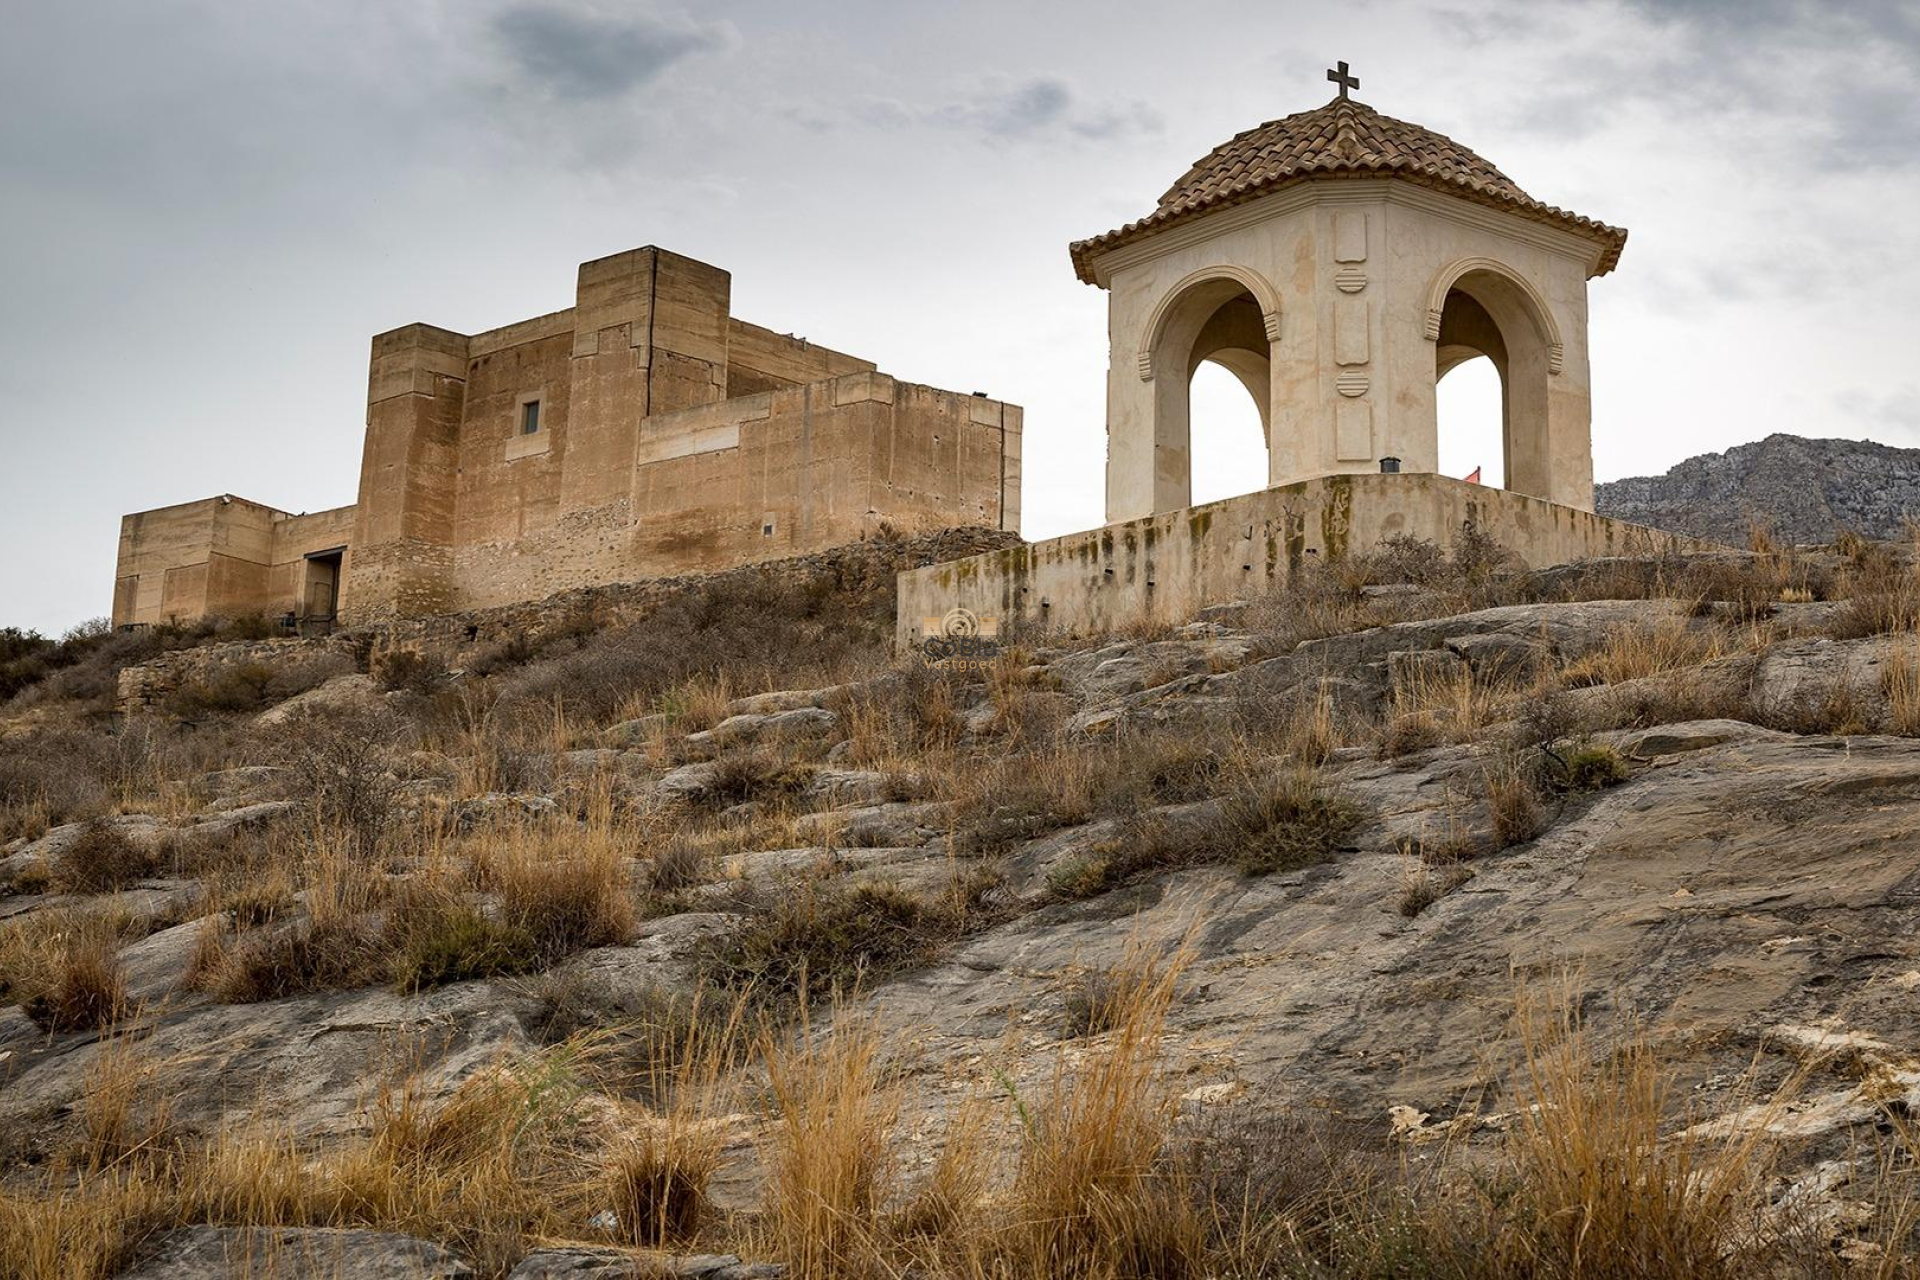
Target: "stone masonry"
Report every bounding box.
[112,247,1022,629]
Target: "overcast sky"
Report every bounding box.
[3,0,1917,634]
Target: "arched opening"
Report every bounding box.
[1144,276,1274,512]
[1430,265,1558,499]
[1436,355,1503,488]
[1189,360,1269,505]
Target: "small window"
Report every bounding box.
[520,399,542,436]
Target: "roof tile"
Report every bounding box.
[1070,96,1627,283]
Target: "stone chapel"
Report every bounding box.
[897,70,1708,641]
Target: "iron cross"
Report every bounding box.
[1327,60,1359,99]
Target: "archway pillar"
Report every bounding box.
[1105,266,1282,522]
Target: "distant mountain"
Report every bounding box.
[1595,433,1920,546]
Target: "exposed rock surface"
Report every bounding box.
[1596,432,1920,545]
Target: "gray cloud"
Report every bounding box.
[491,3,736,100]
[853,77,1162,142]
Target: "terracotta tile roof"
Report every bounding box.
[1069,96,1627,283]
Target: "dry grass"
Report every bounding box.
[1480,999,1779,1279]
[1885,634,1920,737]
[990,938,1204,1279]
[762,1008,900,1279]
[598,990,746,1246]
[1484,748,1549,849]
[1562,616,1731,688]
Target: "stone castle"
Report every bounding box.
[112,248,1020,628]
[116,70,1710,639]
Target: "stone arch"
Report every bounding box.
[1134,268,1280,512]
[1422,256,1563,374]
[1136,265,1282,382]
[1424,257,1564,500]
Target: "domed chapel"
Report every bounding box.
[897,65,1705,642]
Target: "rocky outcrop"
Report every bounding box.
[1596,433,1920,545]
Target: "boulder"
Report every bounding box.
[118,1226,471,1279]
[791,801,948,848]
[255,674,385,730]
[684,707,839,752]
[509,1250,782,1279]
[450,793,562,830]
[726,686,849,716]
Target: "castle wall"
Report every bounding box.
[113,246,1021,628]
[895,474,1720,647]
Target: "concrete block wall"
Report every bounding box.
[895,473,1721,646]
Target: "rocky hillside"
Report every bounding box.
[1596,432,1920,545]
[5,534,1920,1277]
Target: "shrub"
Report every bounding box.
[208,914,385,1003]
[1484,749,1549,848]
[703,749,814,809]
[165,661,278,717]
[372,646,446,695]
[703,870,999,1003]
[274,706,403,857]
[1548,740,1629,792]
[26,928,127,1032]
[645,833,708,894]
[1397,862,1474,918]
[53,820,160,893]
[1223,770,1363,876]
[390,897,540,992]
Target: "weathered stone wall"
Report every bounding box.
[116,528,1021,713]
[895,474,1722,647]
[114,498,356,628]
[113,246,1020,628]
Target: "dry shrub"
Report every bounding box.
[459,819,636,967]
[1397,860,1474,917]
[835,662,970,762]
[597,990,745,1246]
[1832,549,1920,639]
[209,913,386,1003]
[76,1034,182,1175]
[949,744,1102,857]
[274,705,404,858]
[1264,682,1344,765]
[1546,739,1630,792]
[1484,748,1549,849]
[1049,767,1361,898]
[1221,766,1363,875]
[705,868,1000,1004]
[371,645,446,695]
[53,819,160,893]
[1386,660,1514,748]
[1062,954,1169,1038]
[702,748,815,809]
[1478,1000,1777,1279]
[763,1009,899,1279]
[1562,616,1729,688]
[1887,635,1920,736]
[644,831,709,893]
[996,938,1205,1278]
[494,569,890,727]
[0,729,116,838]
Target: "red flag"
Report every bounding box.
[1464,466,1482,485]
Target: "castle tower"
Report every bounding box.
[1070,67,1627,522]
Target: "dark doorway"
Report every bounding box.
[301,549,344,634]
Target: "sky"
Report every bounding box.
[3,0,1918,635]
